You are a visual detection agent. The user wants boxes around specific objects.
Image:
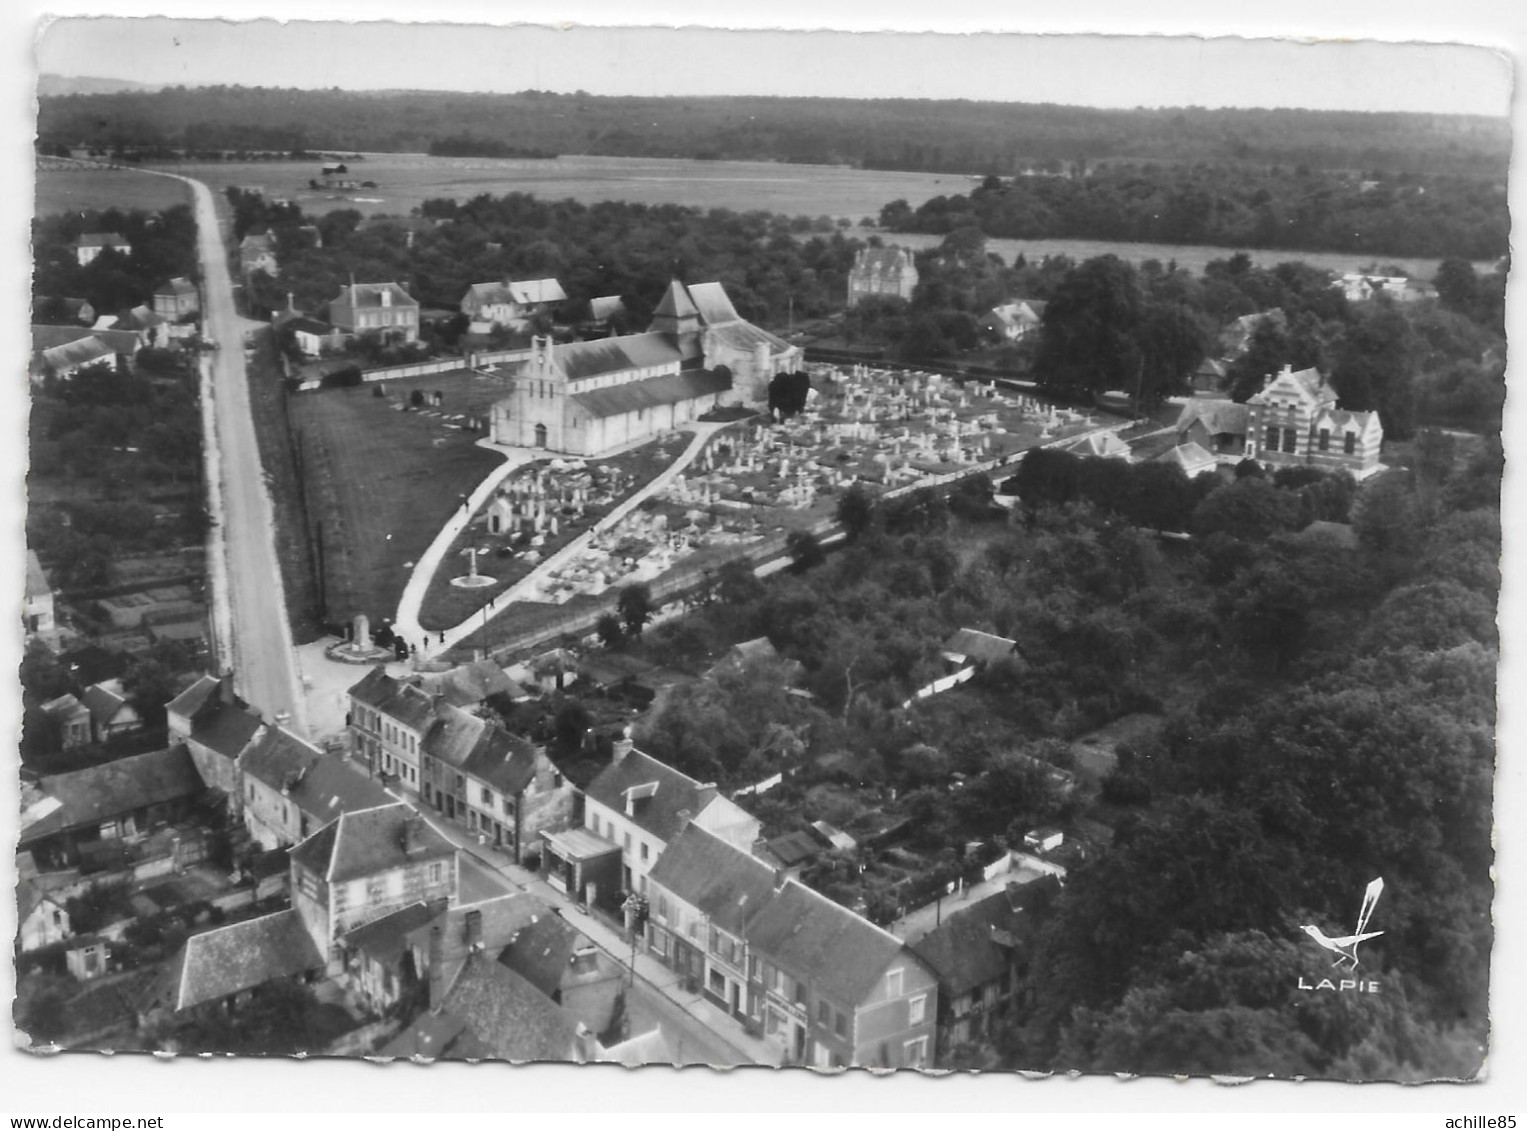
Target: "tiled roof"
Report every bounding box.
[404,893,549,991]
[911,887,1032,996]
[704,319,794,359]
[26,549,51,601]
[570,368,730,420]
[585,749,714,845]
[588,295,625,321]
[438,953,582,1062]
[686,281,741,326]
[597,1026,672,1066]
[497,912,586,999]
[556,331,683,381]
[942,628,1018,666]
[415,660,517,708]
[1156,441,1217,475]
[32,324,135,353]
[77,232,129,249]
[64,968,157,1039]
[155,277,197,297]
[285,317,333,336]
[742,878,910,1005]
[1175,398,1249,437]
[341,898,447,967]
[333,282,418,310]
[854,247,915,276]
[508,278,566,305]
[171,910,324,1010]
[243,726,393,821]
[461,729,538,798]
[348,668,439,732]
[652,280,701,322]
[421,704,487,770]
[80,683,129,730]
[20,747,205,845]
[291,803,454,885]
[376,1010,476,1060]
[167,675,219,720]
[648,824,778,936]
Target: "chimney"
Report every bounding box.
[612,726,634,764]
[464,909,483,952]
[427,923,445,1009]
[400,812,423,857]
[219,672,235,706]
[573,1022,597,1065]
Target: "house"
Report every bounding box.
[940,628,1019,668]
[1244,364,1384,476]
[1060,430,1132,461]
[166,674,265,803]
[584,294,627,334]
[1023,827,1065,854]
[911,884,1034,1051]
[19,746,209,868]
[64,935,113,982]
[24,549,59,649]
[17,881,72,952]
[1154,440,1219,480]
[30,325,141,382]
[239,725,395,851]
[338,897,448,1013]
[75,232,130,266]
[413,659,520,709]
[150,909,324,1017]
[1334,273,1427,303]
[848,246,919,307]
[581,734,761,903]
[704,636,801,683]
[980,300,1047,342]
[498,911,624,1034]
[290,803,458,970]
[743,876,939,1069]
[34,296,96,326]
[1191,356,1228,393]
[99,305,168,347]
[41,694,93,749]
[1173,397,1251,464]
[460,277,567,331]
[80,679,142,743]
[239,231,278,277]
[347,667,439,793]
[646,822,779,1019]
[282,316,337,357]
[418,704,574,863]
[149,279,198,322]
[328,282,420,343]
[488,279,801,457]
[378,951,587,1063]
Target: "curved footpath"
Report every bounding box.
[396,421,735,662]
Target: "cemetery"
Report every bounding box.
[415,362,1107,638]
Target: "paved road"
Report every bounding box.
[177,171,307,732]
[458,849,518,904]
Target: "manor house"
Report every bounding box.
[489,280,801,458]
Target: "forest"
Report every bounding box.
[610,430,1499,1078]
[879,166,1510,260]
[36,87,1510,179]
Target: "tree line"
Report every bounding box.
[880,165,1509,260]
[37,87,1509,179]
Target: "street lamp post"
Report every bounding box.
[620,892,649,988]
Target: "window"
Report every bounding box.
[624,833,632,853]
[817,1001,831,1026]
[835,1012,848,1039]
[656,894,669,922]
[590,815,601,837]
[1282,428,1298,453]
[428,862,443,884]
[481,787,492,805]
[1264,425,1279,451]
[1319,428,1331,451]
[708,969,726,997]
[640,842,649,862]
[1344,432,1357,455]
[909,994,927,1025]
[885,968,904,998]
[903,1036,929,1068]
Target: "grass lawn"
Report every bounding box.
[35,165,191,215]
[290,369,511,627]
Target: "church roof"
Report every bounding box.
[686,281,741,325]
[652,280,701,322]
[556,332,683,381]
[570,369,731,420]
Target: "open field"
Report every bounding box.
[290,369,511,628]
[878,229,1495,281]
[34,164,191,213]
[124,152,965,222]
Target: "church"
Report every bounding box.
[488,280,801,458]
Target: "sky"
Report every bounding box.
[27,10,1517,116]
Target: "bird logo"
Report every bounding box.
[1300,878,1385,971]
